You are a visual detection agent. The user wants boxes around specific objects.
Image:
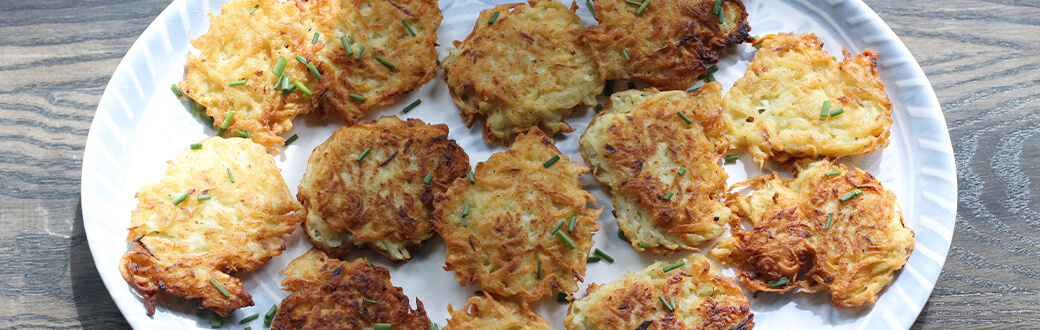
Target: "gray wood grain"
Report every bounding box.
[0,0,1036,328]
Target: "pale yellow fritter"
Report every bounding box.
[273,248,432,329]
[434,128,601,302]
[710,159,914,308]
[580,83,731,255]
[441,0,603,144]
[565,254,753,330]
[296,0,440,124]
[297,116,470,261]
[180,0,321,152]
[583,0,750,90]
[119,137,304,316]
[723,33,893,166]
[445,292,551,330]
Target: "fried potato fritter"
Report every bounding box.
[180,0,321,152]
[273,248,432,329]
[710,160,914,308]
[435,128,602,301]
[442,0,603,144]
[445,292,552,330]
[723,33,893,166]
[564,254,753,330]
[583,0,750,90]
[296,0,440,124]
[298,116,470,261]
[580,83,731,254]
[119,137,305,316]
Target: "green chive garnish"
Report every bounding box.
[190,143,202,150]
[364,299,378,304]
[543,155,561,168]
[663,260,685,272]
[587,256,601,263]
[622,49,630,62]
[825,212,834,230]
[356,46,365,61]
[292,81,310,96]
[550,220,565,235]
[228,80,246,86]
[678,167,687,176]
[273,74,283,89]
[306,62,321,79]
[171,84,183,97]
[586,0,596,16]
[209,278,231,297]
[769,277,790,287]
[553,134,560,144]
[830,108,845,117]
[402,99,422,113]
[461,203,471,219]
[724,154,739,162]
[423,173,433,184]
[285,134,299,146]
[821,100,831,117]
[235,129,250,139]
[662,192,674,201]
[659,296,674,311]
[625,0,642,5]
[374,323,391,330]
[349,93,366,102]
[568,216,577,233]
[402,20,417,36]
[825,170,841,177]
[212,318,223,328]
[467,171,475,184]
[713,0,722,14]
[227,167,234,183]
[436,57,441,66]
[311,32,319,44]
[536,259,542,279]
[264,304,277,325]
[636,242,649,249]
[429,323,438,330]
[273,56,287,76]
[677,111,693,124]
[488,11,500,25]
[197,194,212,201]
[717,6,724,23]
[295,55,308,64]
[594,248,614,263]
[595,104,604,111]
[220,112,235,132]
[341,36,353,56]
[753,291,760,299]
[375,56,395,69]
[249,4,259,14]
[839,189,864,202]
[617,229,628,242]
[239,313,259,324]
[555,231,577,250]
[636,0,650,14]
[357,147,372,162]
[280,76,292,94]
[172,192,190,206]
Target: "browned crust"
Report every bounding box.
[446,292,552,329]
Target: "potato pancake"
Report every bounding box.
[445,292,551,330]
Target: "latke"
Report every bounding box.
[445,292,552,330]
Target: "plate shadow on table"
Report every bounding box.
[71,201,131,329]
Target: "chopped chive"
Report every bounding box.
[550,220,566,235]
[227,168,234,183]
[769,277,790,287]
[707,65,719,74]
[171,84,183,97]
[713,0,722,14]
[197,194,212,201]
[172,192,190,206]
[830,108,845,117]
[364,299,378,304]
[625,0,642,5]
[825,170,841,177]
[296,55,309,64]
[220,112,235,130]
[280,76,292,94]
[595,104,604,112]
[555,231,577,250]
[209,278,231,297]
[536,259,542,279]
[821,100,831,117]
[706,72,716,82]
[467,171,475,184]
[622,49,630,62]
[356,46,366,61]
[594,248,614,263]
[663,260,685,272]
[264,304,277,325]
[311,32,319,44]
[436,57,441,66]
[375,56,395,69]
[239,313,259,324]
[678,167,687,176]
[196,308,207,317]
[662,192,674,201]
[553,134,560,144]
[235,129,250,139]
[488,11,500,25]
[246,327,251,330]
[568,216,577,233]
[636,0,650,14]
[357,147,372,162]
[295,81,312,96]
[671,297,676,310]
[285,134,299,146]
[341,36,353,56]
[617,229,629,242]
[659,296,674,311]
[717,6,724,23]
[753,291,760,299]
[636,242,648,249]
[839,189,864,202]
[306,62,321,79]
[212,318,223,328]
[461,203,471,219]
[190,143,202,150]
[429,323,438,330]
[724,154,739,162]
[586,0,596,16]
[249,4,259,14]
[402,20,417,36]
[587,256,601,263]
[825,212,834,230]
[273,74,283,89]
[677,111,693,124]
[228,80,246,86]
[543,155,561,168]
[402,99,422,113]
[558,292,569,303]
[273,56,287,76]
[349,93,366,102]
[423,173,433,185]
[374,323,391,330]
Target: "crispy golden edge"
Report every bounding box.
[445,292,552,330]
[564,254,753,330]
[584,0,750,90]
[180,0,321,152]
[434,127,602,302]
[296,0,441,124]
[580,83,731,255]
[442,0,603,144]
[273,248,431,329]
[119,137,305,316]
[709,159,914,308]
[298,116,471,261]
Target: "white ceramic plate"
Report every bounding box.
[82,0,956,328]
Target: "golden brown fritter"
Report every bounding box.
[445,292,552,330]
[710,159,914,308]
[119,137,305,316]
[180,0,321,152]
[297,116,470,261]
[580,83,731,255]
[441,0,603,144]
[583,0,750,90]
[296,0,440,124]
[723,33,893,166]
[564,254,753,330]
[435,127,601,302]
[273,248,432,329]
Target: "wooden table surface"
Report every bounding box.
[2,0,1037,328]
